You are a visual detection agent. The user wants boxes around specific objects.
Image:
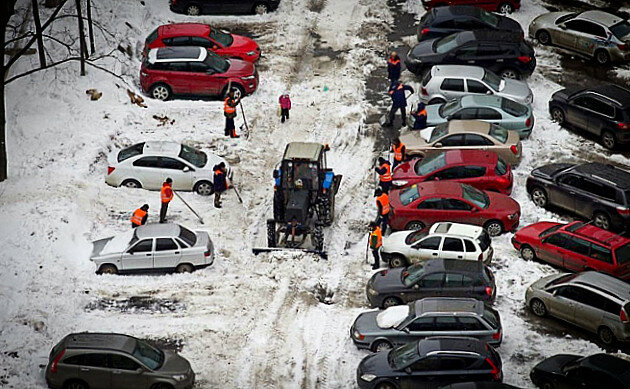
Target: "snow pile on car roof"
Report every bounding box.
[377,305,409,329]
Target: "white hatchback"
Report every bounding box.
[381,222,493,267]
[105,141,231,195]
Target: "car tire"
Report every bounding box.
[540,381,556,389]
[601,130,617,150]
[382,296,402,308]
[266,219,277,248]
[150,83,172,101]
[593,212,612,230]
[499,68,520,80]
[389,255,408,268]
[427,98,446,105]
[520,245,536,261]
[194,180,214,196]
[98,264,118,275]
[484,220,504,237]
[536,30,551,45]
[64,380,89,389]
[376,382,398,389]
[176,263,194,273]
[497,2,514,13]
[530,298,547,317]
[222,84,245,100]
[185,4,201,15]
[550,106,565,125]
[598,326,616,345]
[371,340,393,353]
[121,179,142,189]
[313,225,325,252]
[404,221,425,231]
[252,2,269,14]
[530,187,548,208]
[594,49,611,65]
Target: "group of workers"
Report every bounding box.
[384,51,427,130]
[223,89,293,137]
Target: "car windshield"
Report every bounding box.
[540,224,563,237]
[118,143,144,162]
[402,263,425,287]
[483,307,500,329]
[415,152,446,176]
[477,231,491,251]
[178,226,197,246]
[434,33,460,54]
[209,28,234,47]
[179,144,207,168]
[132,339,164,370]
[405,230,427,245]
[479,9,499,28]
[439,99,461,118]
[488,124,508,143]
[400,185,421,206]
[610,21,630,39]
[501,98,528,117]
[482,69,501,91]
[556,13,578,25]
[461,184,489,209]
[429,124,449,142]
[203,51,230,73]
[615,243,630,264]
[388,341,420,369]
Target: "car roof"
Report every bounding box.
[148,46,206,63]
[580,353,630,376]
[283,142,323,161]
[471,30,522,43]
[430,222,485,238]
[446,120,493,135]
[159,23,211,38]
[564,222,630,248]
[443,149,498,165]
[572,162,630,190]
[416,297,484,315]
[63,333,136,354]
[417,336,485,357]
[578,84,630,108]
[461,94,504,108]
[432,65,485,80]
[134,223,182,239]
[141,141,182,156]
[576,10,624,27]
[423,258,485,273]
[432,5,482,19]
[570,271,630,302]
[417,181,464,197]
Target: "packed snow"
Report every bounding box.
[376,305,409,329]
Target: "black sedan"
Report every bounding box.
[405,30,535,79]
[169,0,280,15]
[418,5,523,41]
[530,353,630,389]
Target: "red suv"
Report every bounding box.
[388,181,520,236]
[392,150,513,195]
[512,221,630,280]
[421,0,521,14]
[144,23,261,62]
[140,46,258,101]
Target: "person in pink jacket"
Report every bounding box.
[279,92,291,123]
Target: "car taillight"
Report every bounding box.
[525,117,531,127]
[618,43,627,51]
[478,253,483,261]
[485,286,493,296]
[107,166,115,175]
[51,349,66,373]
[621,309,629,323]
[486,357,500,380]
[492,329,501,340]
[204,249,211,257]
[510,145,518,155]
[518,56,532,64]
[617,207,630,215]
[618,122,630,130]
[421,28,430,35]
[421,87,428,96]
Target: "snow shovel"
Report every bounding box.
[173,190,205,224]
[229,181,243,204]
[239,101,250,139]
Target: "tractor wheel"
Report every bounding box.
[313,225,324,252]
[267,219,277,248]
[273,191,284,222]
[322,192,335,227]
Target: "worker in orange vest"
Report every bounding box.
[160,178,174,223]
[131,204,149,228]
[410,102,427,130]
[369,221,383,270]
[224,90,240,138]
[387,51,402,84]
[374,187,390,232]
[374,157,393,193]
[391,137,406,169]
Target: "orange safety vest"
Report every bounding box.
[370,227,383,249]
[131,208,147,226]
[379,162,392,182]
[417,107,427,117]
[388,57,400,66]
[224,98,236,114]
[392,143,405,162]
[376,193,390,215]
[161,183,173,203]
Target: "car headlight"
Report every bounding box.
[361,374,377,382]
[353,330,361,339]
[507,213,518,220]
[392,180,408,187]
[172,374,187,381]
[241,75,256,80]
[246,51,256,56]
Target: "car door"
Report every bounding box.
[562,235,591,272]
[415,198,445,227]
[566,177,600,220]
[416,272,445,299]
[411,235,443,261]
[153,238,182,270]
[434,356,476,388]
[399,316,436,345]
[588,242,616,275]
[158,157,194,190]
[442,198,477,226]
[110,354,148,389]
[440,237,466,260]
[448,107,478,121]
[547,285,579,323]
[120,239,154,271]
[566,95,596,130]
[464,133,494,152]
[557,20,582,51]
[466,79,493,97]
[569,369,625,389]
[472,44,507,72]
[433,316,461,338]
[439,78,466,101]
[131,156,162,189]
[444,272,474,298]
[77,353,111,389]
[434,134,465,150]
[539,232,571,267]
[551,173,580,212]
[475,107,503,127]
[585,97,615,137]
[463,239,480,260]
[457,316,489,340]
[572,21,607,56]
[201,0,232,13]
[571,288,607,334]
[400,357,440,389]
[163,61,190,94]
[453,44,479,66]
[186,61,215,95]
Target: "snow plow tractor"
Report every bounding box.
[253,142,342,258]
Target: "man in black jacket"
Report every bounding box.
[213,162,228,208]
[385,81,414,127]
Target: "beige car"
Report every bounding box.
[400,120,523,166]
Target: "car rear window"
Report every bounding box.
[209,28,234,47]
[615,243,630,265]
[118,143,144,162]
[179,144,207,168]
[477,231,491,251]
[415,152,446,176]
[204,51,230,73]
[494,157,508,176]
[429,124,449,142]
[482,307,500,329]
[422,69,432,86]
[488,124,508,143]
[146,28,158,44]
[405,230,427,245]
[178,226,197,247]
[400,185,421,206]
[546,273,578,288]
[435,33,461,54]
[501,98,527,117]
[610,21,630,40]
[479,9,499,28]
[482,267,493,285]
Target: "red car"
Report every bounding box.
[421,0,521,14]
[392,150,513,195]
[140,46,258,101]
[512,221,630,280]
[388,181,520,236]
[144,23,261,62]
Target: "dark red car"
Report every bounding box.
[144,23,261,62]
[421,0,521,14]
[140,46,258,101]
[512,221,630,280]
[392,150,513,195]
[388,181,520,236]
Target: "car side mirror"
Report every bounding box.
[471,207,479,213]
[136,367,144,374]
[559,23,566,30]
[413,284,420,289]
[403,327,410,333]
[206,69,215,74]
[212,45,219,50]
[405,367,412,374]
[183,166,191,172]
[486,90,492,95]
[434,142,443,148]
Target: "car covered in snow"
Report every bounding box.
[90,223,214,274]
[350,297,502,352]
[105,141,231,196]
[381,222,493,268]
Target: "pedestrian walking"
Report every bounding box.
[384,81,414,127]
[387,51,402,84]
[160,178,173,223]
[224,90,240,138]
[391,137,406,169]
[374,187,390,232]
[375,157,393,193]
[410,102,427,130]
[131,204,149,228]
[279,91,291,123]
[368,221,383,270]
[213,162,228,208]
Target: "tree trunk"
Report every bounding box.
[75,0,87,74]
[0,1,16,182]
[86,0,95,54]
[32,0,47,68]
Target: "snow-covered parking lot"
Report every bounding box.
[2,0,630,387]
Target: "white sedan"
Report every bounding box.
[105,141,231,195]
[381,222,493,267]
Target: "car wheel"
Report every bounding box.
[520,245,536,261]
[499,68,520,80]
[223,84,245,100]
[382,297,402,308]
[427,98,446,105]
[121,179,141,189]
[252,2,269,14]
[536,30,551,45]
[151,384,174,389]
[530,187,548,208]
[594,49,611,65]
[389,255,407,268]
[593,212,612,230]
[530,298,547,317]
[404,221,425,231]
[540,381,556,389]
[150,83,171,101]
[371,340,393,353]
[497,2,514,13]
[98,264,118,275]
[194,180,214,196]
[550,107,565,124]
[185,4,201,15]
[376,382,397,389]
[484,220,504,237]
[601,130,616,150]
[176,263,194,273]
[598,326,616,345]
[64,380,88,389]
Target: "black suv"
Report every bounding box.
[526,162,630,231]
[530,353,630,389]
[356,337,503,389]
[366,259,497,308]
[405,30,536,79]
[169,0,280,15]
[418,5,523,42]
[548,84,630,150]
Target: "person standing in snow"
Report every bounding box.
[368,221,383,270]
[160,178,173,223]
[374,187,390,232]
[384,81,414,127]
[387,52,402,85]
[224,90,240,138]
[279,92,291,123]
[375,157,393,193]
[213,162,228,208]
[391,138,406,169]
[131,204,149,228]
[410,102,427,130]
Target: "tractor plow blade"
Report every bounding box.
[252,247,328,260]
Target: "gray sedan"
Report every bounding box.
[529,10,630,65]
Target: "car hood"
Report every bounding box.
[531,163,574,180]
[358,350,393,375]
[400,132,429,152]
[551,87,574,103]
[426,104,446,126]
[392,160,419,179]
[229,34,259,52]
[515,221,561,242]
[409,38,439,59]
[500,79,532,101]
[383,230,415,251]
[226,58,255,76]
[353,310,382,333]
[91,237,112,259]
[370,268,406,293]
[533,354,581,375]
[157,350,192,375]
[531,12,573,28]
[487,191,520,215]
